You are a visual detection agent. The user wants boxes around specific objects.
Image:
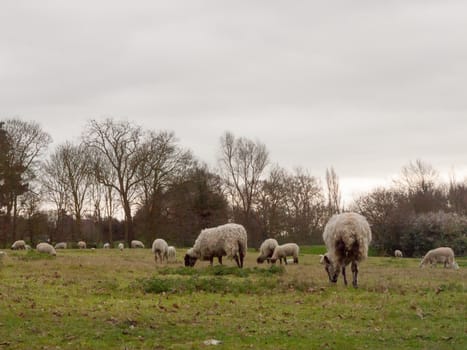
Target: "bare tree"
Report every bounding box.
[83,119,149,245]
[325,167,342,216]
[3,119,52,241]
[137,131,194,228]
[398,159,438,194]
[219,131,269,220]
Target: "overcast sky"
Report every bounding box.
[1,0,467,202]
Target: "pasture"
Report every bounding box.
[0,247,465,349]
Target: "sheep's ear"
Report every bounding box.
[319,254,325,264]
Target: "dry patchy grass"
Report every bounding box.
[0,248,465,349]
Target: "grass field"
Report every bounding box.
[0,247,465,349]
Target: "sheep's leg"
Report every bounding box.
[351,261,358,288]
[218,256,223,265]
[234,255,241,268]
[239,252,245,268]
[342,266,348,286]
[294,256,298,264]
[209,257,214,266]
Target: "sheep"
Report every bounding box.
[256,238,279,264]
[394,249,403,258]
[25,244,32,250]
[54,242,67,249]
[270,243,299,264]
[118,242,124,251]
[77,241,87,249]
[167,246,176,262]
[320,212,372,288]
[36,242,57,256]
[419,247,459,269]
[11,240,26,250]
[131,240,145,248]
[151,239,169,264]
[103,242,110,249]
[184,223,248,268]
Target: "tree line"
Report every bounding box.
[0,118,466,256]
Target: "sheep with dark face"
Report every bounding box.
[257,238,279,264]
[320,212,372,288]
[184,223,248,268]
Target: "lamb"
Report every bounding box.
[54,242,67,249]
[151,239,169,264]
[103,243,110,249]
[36,242,57,256]
[131,240,145,248]
[167,246,176,262]
[77,241,87,249]
[184,223,248,268]
[118,243,124,251]
[320,212,372,288]
[394,249,403,258]
[270,243,299,264]
[11,240,26,250]
[419,247,459,269]
[256,238,279,264]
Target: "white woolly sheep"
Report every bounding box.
[11,240,26,250]
[270,243,299,264]
[118,242,124,251]
[77,241,87,249]
[54,242,67,249]
[184,223,248,268]
[257,238,279,264]
[320,212,372,288]
[103,242,110,249]
[25,244,31,250]
[151,238,169,264]
[419,247,459,269]
[131,240,145,248]
[36,242,57,256]
[394,249,403,258]
[167,246,176,262]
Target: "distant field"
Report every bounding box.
[0,248,465,349]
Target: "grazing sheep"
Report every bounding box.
[320,212,372,288]
[54,242,67,249]
[11,240,26,250]
[103,243,110,249]
[394,249,403,258]
[36,242,57,256]
[77,241,87,249]
[118,243,124,251]
[419,247,459,269]
[25,244,31,250]
[257,238,279,264]
[167,246,176,262]
[184,223,248,268]
[131,240,145,248]
[270,243,299,264]
[151,239,169,264]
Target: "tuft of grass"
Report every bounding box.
[14,250,56,261]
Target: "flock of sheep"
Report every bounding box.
[5,212,460,287]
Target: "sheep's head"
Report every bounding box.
[184,248,198,267]
[320,254,339,283]
[257,256,266,264]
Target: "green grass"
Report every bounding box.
[0,248,465,349]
